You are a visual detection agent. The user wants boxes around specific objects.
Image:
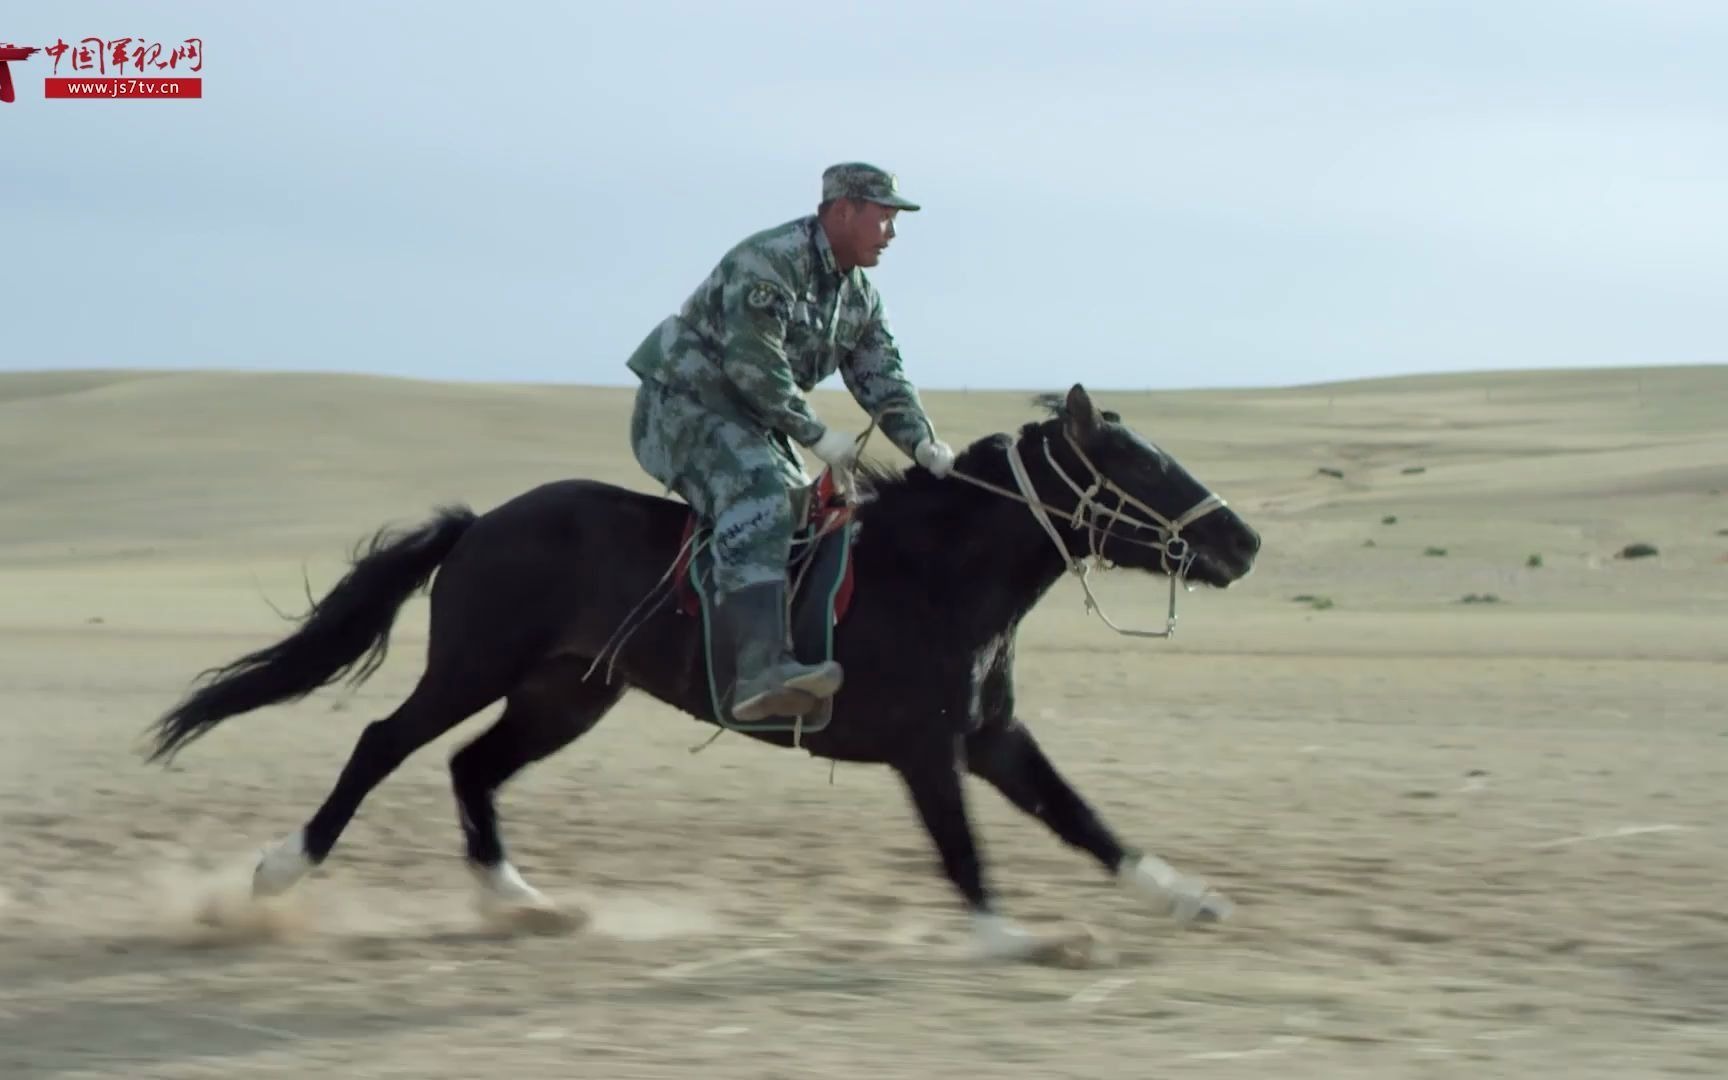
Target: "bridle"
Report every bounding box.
[844,422,1230,639]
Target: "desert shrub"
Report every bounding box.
[1424,546,1448,557]
[1618,542,1659,559]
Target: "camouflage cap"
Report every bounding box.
[821,162,921,211]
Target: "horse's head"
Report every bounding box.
[1029,383,1260,589]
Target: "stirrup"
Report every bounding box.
[783,660,843,699]
[733,685,816,723]
[732,659,841,722]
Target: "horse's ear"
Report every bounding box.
[1063,383,1105,443]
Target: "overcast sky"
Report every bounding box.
[2,1,1723,390]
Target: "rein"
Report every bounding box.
[849,423,1228,639]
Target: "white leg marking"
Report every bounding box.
[1121,852,1234,923]
[972,911,1103,966]
[470,861,584,933]
[252,829,313,897]
[473,860,554,908]
[972,912,1038,959]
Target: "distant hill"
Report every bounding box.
[3,366,1724,574]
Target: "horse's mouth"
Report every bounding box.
[1188,549,1253,589]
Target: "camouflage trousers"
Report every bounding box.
[629,379,812,595]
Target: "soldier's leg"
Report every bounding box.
[630,379,757,527]
[696,421,843,720]
[628,381,841,719]
[629,379,690,494]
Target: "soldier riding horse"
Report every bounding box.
[145,383,1261,960]
[144,164,1263,960]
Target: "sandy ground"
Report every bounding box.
[2,367,1725,1078]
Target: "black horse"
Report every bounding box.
[146,384,1260,959]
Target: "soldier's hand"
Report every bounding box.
[915,438,956,478]
[811,427,860,471]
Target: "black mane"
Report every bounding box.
[840,409,1074,621]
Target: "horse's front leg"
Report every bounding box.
[895,749,1090,962]
[966,719,1234,924]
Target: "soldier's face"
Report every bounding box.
[835,200,898,268]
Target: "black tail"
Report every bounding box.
[145,505,478,763]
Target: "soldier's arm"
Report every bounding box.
[718,277,830,448]
[840,291,937,460]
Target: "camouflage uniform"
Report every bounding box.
[625,163,945,721]
[626,165,937,594]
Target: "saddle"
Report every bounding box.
[671,469,860,736]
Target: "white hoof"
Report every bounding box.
[971,912,1103,967]
[973,912,1039,960]
[470,861,585,935]
[1121,852,1234,924]
[253,830,314,897]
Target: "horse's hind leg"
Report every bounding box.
[449,656,624,928]
[253,667,508,898]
